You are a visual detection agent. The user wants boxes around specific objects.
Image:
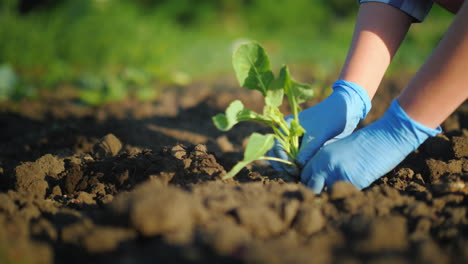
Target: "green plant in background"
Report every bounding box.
[78,67,158,105]
[0,65,17,100]
[213,42,313,179]
[0,64,36,101]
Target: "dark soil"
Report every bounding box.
[0,82,467,264]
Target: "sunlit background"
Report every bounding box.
[0,0,453,104]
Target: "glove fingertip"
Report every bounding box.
[301,160,326,194]
[300,160,314,185]
[307,175,326,194]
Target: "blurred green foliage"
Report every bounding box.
[0,0,454,103]
[77,67,157,105]
[0,64,17,100]
[0,64,36,100]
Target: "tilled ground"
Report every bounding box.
[0,83,467,264]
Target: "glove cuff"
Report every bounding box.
[333,79,372,119]
[389,99,442,143]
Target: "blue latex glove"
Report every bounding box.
[302,99,442,193]
[268,79,372,173]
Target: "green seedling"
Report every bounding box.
[213,42,314,179]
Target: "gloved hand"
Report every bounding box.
[268,79,372,173]
[301,99,442,193]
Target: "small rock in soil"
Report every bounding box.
[93,134,122,158]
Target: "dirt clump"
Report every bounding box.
[92,133,122,158]
[14,154,64,198]
[329,181,360,200]
[109,181,203,238]
[452,136,468,158]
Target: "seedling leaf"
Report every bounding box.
[212,100,244,131]
[265,65,289,108]
[232,43,274,95]
[263,106,284,125]
[223,133,275,179]
[265,88,284,108]
[243,133,275,161]
[223,161,250,180]
[291,81,314,105]
[238,109,273,125]
[278,65,292,96]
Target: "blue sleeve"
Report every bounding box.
[359,0,433,23]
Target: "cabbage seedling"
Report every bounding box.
[213,42,314,179]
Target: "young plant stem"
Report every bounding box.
[277,121,290,137]
[258,156,297,167]
[289,95,301,160]
[272,128,289,149]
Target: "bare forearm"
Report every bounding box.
[339,2,412,98]
[398,1,468,129]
